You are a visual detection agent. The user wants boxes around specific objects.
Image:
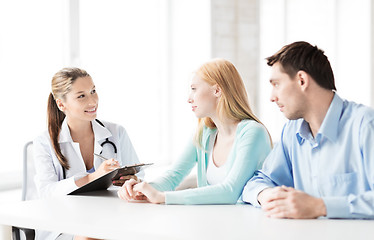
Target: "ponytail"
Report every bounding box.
[48,67,90,169]
[47,93,70,169]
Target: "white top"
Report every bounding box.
[206,131,228,185]
[33,119,141,240]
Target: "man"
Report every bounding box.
[242,41,374,219]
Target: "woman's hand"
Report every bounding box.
[117,178,145,201]
[117,180,165,204]
[91,158,119,180]
[112,175,138,186]
[133,182,165,204]
[75,159,119,187]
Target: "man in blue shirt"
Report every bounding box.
[242,41,374,219]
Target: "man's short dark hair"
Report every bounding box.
[266,41,336,91]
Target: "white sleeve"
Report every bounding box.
[33,135,79,198]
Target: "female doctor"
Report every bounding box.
[33,67,141,240]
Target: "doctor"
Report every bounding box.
[33,67,141,240]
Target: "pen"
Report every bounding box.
[93,153,108,161]
[94,153,119,167]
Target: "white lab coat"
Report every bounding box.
[33,119,141,240]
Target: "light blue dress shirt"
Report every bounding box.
[242,93,374,219]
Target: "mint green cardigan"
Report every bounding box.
[150,119,272,204]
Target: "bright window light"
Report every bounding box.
[0,0,210,183]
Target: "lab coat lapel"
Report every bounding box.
[58,119,86,175]
[58,119,113,172]
[59,119,81,159]
[92,120,113,166]
[58,119,73,143]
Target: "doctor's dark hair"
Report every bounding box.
[266,41,336,91]
[48,68,90,170]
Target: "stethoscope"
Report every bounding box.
[95,119,118,156]
[62,119,117,179]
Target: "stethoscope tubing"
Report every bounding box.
[62,119,118,179]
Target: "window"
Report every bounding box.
[79,0,211,164]
[0,0,210,188]
[259,0,371,141]
[0,0,65,179]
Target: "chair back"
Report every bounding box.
[22,141,37,201]
[13,142,36,240]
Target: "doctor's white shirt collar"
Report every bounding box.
[58,118,112,143]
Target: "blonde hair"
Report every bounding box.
[194,59,272,147]
[48,68,90,170]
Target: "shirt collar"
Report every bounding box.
[296,93,343,144]
[318,93,343,142]
[296,121,310,145]
[58,118,112,143]
[58,118,73,143]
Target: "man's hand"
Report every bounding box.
[258,186,327,219]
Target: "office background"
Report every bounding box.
[0,0,372,193]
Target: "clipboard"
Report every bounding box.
[68,163,153,195]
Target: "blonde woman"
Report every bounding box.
[118,59,272,204]
[33,68,141,240]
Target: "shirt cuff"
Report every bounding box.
[322,196,351,218]
[242,184,270,207]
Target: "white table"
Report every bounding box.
[0,190,373,240]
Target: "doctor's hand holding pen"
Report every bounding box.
[94,153,138,186]
[75,158,119,188]
[91,158,120,178]
[93,153,120,174]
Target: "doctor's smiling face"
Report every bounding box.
[56,76,99,123]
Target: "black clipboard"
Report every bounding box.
[68,163,153,195]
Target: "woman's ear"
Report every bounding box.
[213,84,222,98]
[55,99,65,112]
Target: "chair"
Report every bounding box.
[12,141,36,240]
